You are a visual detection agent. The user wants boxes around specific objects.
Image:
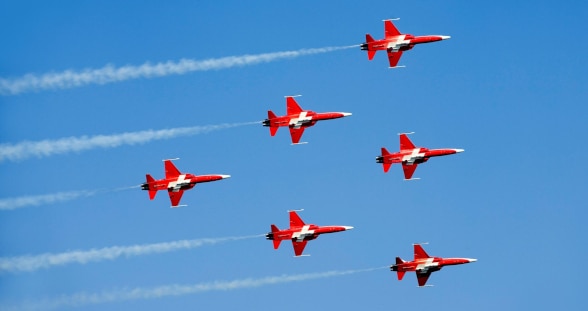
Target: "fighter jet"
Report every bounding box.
[266,210,353,256]
[376,133,463,180]
[262,95,352,144]
[141,159,230,207]
[391,244,477,287]
[360,19,451,68]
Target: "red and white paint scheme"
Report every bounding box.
[141,159,230,207]
[262,95,352,144]
[376,133,463,180]
[391,244,477,287]
[360,19,450,68]
[265,210,353,256]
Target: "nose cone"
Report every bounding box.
[453,149,464,153]
[342,226,354,230]
[467,258,477,263]
[219,175,231,179]
[440,35,451,40]
[341,112,352,117]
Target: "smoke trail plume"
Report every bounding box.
[3,268,381,311]
[0,46,355,95]
[0,190,97,211]
[0,121,257,163]
[0,235,263,273]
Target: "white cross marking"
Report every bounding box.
[168,174,191,192]
[290,111,312,128]
[402,149,425,164]
[416,258,438,272]
[292,225,315,241]
[387,35,409,51]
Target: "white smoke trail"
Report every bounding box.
[0,46,356,95]
[0,121,258,163]
[0,190,97,211]
[3,268,382,311]
[0,235,263,273]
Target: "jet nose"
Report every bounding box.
[341,112,352,117]
[453,149,465,153]
[342,226,354,230]
[440,35,451,40]
[467,258,477,263]
[220,175,231,179]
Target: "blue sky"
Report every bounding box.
[1,0,586,310]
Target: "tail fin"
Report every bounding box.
[270,225,281,249]
[395,257,406,280]
[365,34,376,60]
[145,174,157,200]
[267,111,279,136]
[381,148,392,173]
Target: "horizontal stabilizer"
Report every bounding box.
[273,239,281,250]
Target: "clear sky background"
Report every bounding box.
[1,0,587,310]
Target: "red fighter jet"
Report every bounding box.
[262,95,352,144]
[376,133,463,180]
[391,244,477,287]
[266,209,353,256]
[360,19,451,68]
[141,159,230,207]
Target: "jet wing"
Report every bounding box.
[292,240,308,256]
[402,163,418,180]
[416,271,432,287]
[387,50,403,68]
[286,96,303,115]
[289,210,306,227]
[168,190,185,207]
[289,127,305,144]
[164,160,182,179]
[414,244,431,259]
[384,20,401,37]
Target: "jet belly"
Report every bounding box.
[416,258,439,272]
[291,225,315,241]
[386,35,409,51]
[289,111,313,128]
[168,174,192,192]
[402,149,425,164]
